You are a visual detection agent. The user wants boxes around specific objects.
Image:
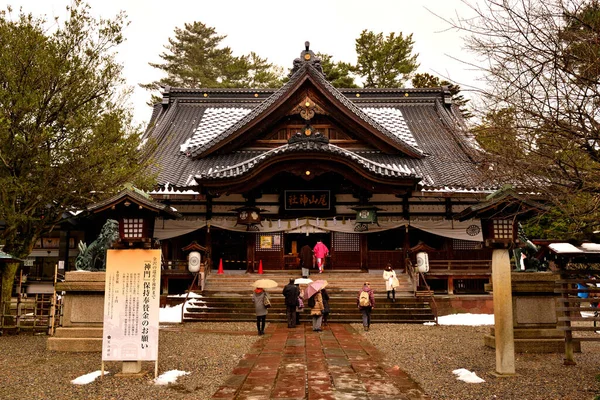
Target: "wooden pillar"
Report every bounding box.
[246,233,256,273]
[402,225,410,273]
[360,233,368,271]
[448,276,454,295]
[491,249,516,376]
[59,229,71,272]
[561,269,575,365]
[205,224,212,270]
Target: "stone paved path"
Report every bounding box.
[212,323,430,400]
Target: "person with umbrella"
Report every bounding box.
[306,280,327,332]
[357,282,375,331]
[283,278,300,328]
[252,279,276,335]
[294,278,312,326]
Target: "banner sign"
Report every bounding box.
[284,190,330,210]
[102,249,161,361]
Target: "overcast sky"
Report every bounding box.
[3,0,482,126]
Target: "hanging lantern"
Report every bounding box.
[416,252,430,273]
[352,206,382,224]
[232,206,264,227]
[188,251,201,273]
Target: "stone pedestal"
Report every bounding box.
[47,271,105,352]
[484,272,581,353]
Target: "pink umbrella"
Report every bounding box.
[305,279,328,299]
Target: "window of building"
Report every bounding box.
[122,218,144,239]
[492,219,513,240]
[333,232,360,252]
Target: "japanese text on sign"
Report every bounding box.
[102,249,161,362]
[284,190,330,210]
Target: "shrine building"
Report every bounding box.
[137,44,528,296]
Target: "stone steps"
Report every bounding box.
[183,271,435,324]
[202,271,414,294]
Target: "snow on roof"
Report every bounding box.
[548,243,583,253]
[580,243,600,252]
[361,107,418,148]
[180,107,252,153]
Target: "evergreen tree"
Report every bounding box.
[352,30,419,88]
[0,1,152,308]
[141,22,284,104]
[316,53,358,88]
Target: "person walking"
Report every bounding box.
[283,278,300,328]
[313,240,329,274]
[357,282,375,331]
[321,287,330,326]
[300,244,313,278]
[296,285,304,326]
[383,263,397,302]
[308,289,324,332]
[252,287,269,335]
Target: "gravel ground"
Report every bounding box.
[1,321,599,400]
[353,322,600,400]
[0,322,259,400]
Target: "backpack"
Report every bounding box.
[359,290,370,307]
[307,295,316,308]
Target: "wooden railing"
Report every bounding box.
[406,258,438,324]
[555,271,600,365]
[427,259,492,274]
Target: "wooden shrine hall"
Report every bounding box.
[134,43,535,296]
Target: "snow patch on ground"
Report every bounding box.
[154,369,190,385]
[453,368,485,383]
[71,370,108,385]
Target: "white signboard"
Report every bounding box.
[102,249,161,361]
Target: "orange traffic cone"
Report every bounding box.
[217,258,224,274]
[258,260,264,274]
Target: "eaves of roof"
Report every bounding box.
[453,190,549,221]
[87,188,181,218]
[193,141,418,182]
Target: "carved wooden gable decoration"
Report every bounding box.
[188,43,423,159]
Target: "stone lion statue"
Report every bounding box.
[76,219,120,271]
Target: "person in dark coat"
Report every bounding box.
[300,244,313,278]
[283,278,300,328]
[357,282,375,331]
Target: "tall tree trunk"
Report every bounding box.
[1,262,19,323]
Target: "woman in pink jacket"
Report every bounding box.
[313,240,329,273]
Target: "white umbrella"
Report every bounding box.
[251,279,278,289]
[294,278,313,285]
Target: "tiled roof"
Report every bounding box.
[87,188,181,218]
[360,107,418,149]
[144,66,493,193]
[180,107,252,153]
[186,64,423,158]
[193,142,418,182]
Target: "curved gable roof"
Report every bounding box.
[193,140,419,182]
[186,62,423,159]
